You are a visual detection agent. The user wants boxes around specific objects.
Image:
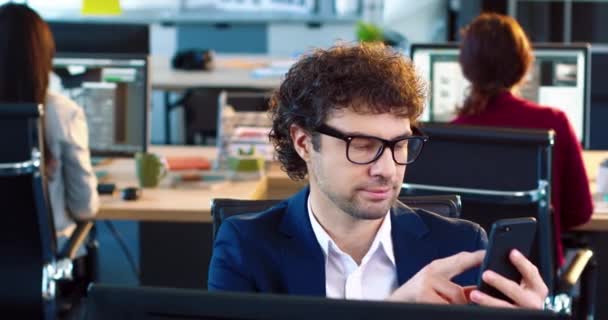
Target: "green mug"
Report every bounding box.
[135,152,167,188]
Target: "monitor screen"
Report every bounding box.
[411,43,590,147]
[49,22,149,54]
[51,53,149,156]
[86,284,566,320]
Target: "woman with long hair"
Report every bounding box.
[0,3,99,250]
[452,13,593,266]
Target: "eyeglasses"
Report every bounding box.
[315,124,428,165]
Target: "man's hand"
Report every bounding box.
[387,250,485,304]
[469,249,548,309]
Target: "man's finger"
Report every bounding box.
[462,285,477,304]
[481,270,525,305]
[510,249,549,295]
[432,280,468,305]
[469,289,515,309]
[429,250,485,279]
[421,290,451,305]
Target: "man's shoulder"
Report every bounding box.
[220,200,290,236]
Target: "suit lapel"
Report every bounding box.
[278,187,326,296]
[275,191,438,294]
[390,202,438,285]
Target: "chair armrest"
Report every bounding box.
[59,221,93,260]
[558,248,594,294]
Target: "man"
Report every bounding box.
[209,43,547,308]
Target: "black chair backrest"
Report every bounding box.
[399,194,461,218]
[210,195,462,241]
[402,123,555,291]
[223,90,272,112]
[0,104,56,318]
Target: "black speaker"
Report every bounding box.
[172,49,214,71]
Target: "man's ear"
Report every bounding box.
[290,124,312,162]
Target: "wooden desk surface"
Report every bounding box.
[96,145,270,223]
[151,55,284,91]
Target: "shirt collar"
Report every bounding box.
[307,195,395,266]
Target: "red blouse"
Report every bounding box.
[452,92,593,266]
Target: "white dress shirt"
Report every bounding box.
[45,91,99,242]
[307,196,398,300]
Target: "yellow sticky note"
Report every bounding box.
[81,0,122,15]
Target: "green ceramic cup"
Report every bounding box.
[135,152,167,187]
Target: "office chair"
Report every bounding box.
[210,194,461,240]
[0,104,94,319]
[401,123,596,318]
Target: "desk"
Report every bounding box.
[573,150,608,231]
[151,55,283,91]
[151,56,286,144]
[97,145,302,222]
[97,146,267,222]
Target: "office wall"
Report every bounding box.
[268,23,356,56]
[383,0,447,43]
[149,24,182,144]
[177,23,268,54]
[150,23,177,56]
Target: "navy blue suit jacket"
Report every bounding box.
[208,187,487,296]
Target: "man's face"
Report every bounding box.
[308,108,411,220]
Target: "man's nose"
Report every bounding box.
[369,147,397,178]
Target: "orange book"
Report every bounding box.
[165,156,211,171]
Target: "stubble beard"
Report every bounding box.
[312,158,398,221]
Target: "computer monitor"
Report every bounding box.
[52,53,149,156]
[86,284,566,320]
[410,43,591,148]
[49,22,149,54]
[588,45,608,149]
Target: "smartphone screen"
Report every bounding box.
[477,217,537,303]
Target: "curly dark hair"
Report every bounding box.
[269,42,425,181]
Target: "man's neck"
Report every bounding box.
[309,186,385,264]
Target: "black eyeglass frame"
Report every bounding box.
[315,124,429,165]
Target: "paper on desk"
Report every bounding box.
[250,67,287,78]
[250,59,295,78]
[219,59,268,69]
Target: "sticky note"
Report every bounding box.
[81,0,122,15]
